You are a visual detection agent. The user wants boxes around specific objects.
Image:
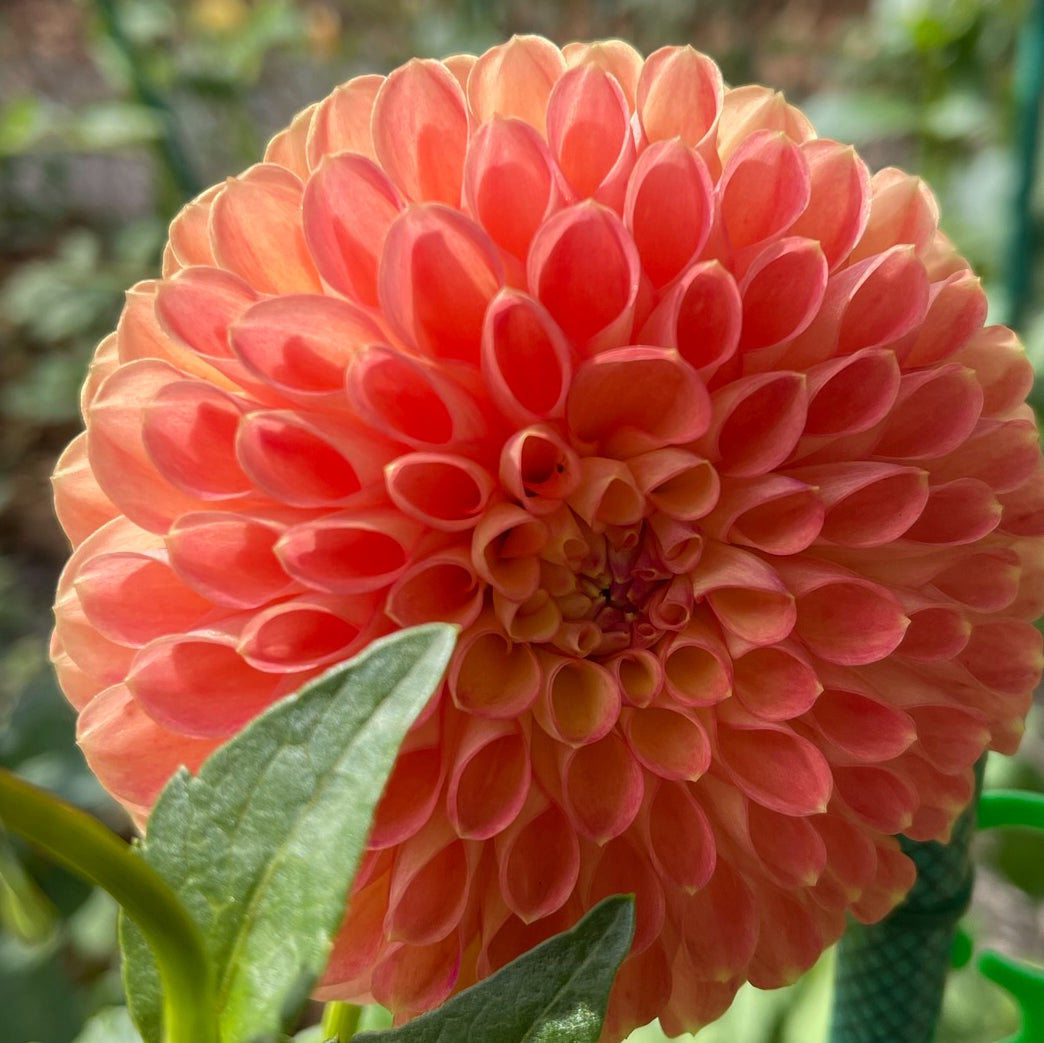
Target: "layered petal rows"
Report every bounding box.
[52,36,1044,1040]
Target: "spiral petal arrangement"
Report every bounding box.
[52,36,1044,1040]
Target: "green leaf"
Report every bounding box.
[121,624,457,1043]
[354,895,635,1043]
[72,1007,144,1043]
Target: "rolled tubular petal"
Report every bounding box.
[166,511,298,608]
[380,204,504,362]
[210,165,321,293]
[465,118,562,259]
[639,260,742,374]
[372,59,469,204]
[305,74,383,166]
[625,139,714,287]
[126,633,296,737]
[349,345,487,450]
[467,35,565,134]
[529,201,641,354]
[547,64,635,204]
[302,153,403,305]
[481,289,573,425]
[567,347,711,457]
[276,510,421,593]
[637,45,723,154]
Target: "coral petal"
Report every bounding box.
[568,347,711,456]
[467,35,565,134]
[210,165,321,293]
[529,202,640,353]
[372,60,469,204]
[448,626,541,717]
[77,684,219,809]
[560,731,644,841]
[716,723,832,815]
[380,205,503,363]
[302,154,403,305]
[625,139,714,287]
[464,118,560,258]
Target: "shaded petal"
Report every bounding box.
[638,260,742,375]
[481,289,573,425]
[533,652,620,745]
[625,139,714,288]
[447,717,531,840]
[209,164,321,293]
[448,622,541,717]
[464,117,562,259]
[495,792,579,922]
[305,74,383,165]
[716,722,832,815]
[302,153,403,306]
[717,130,811,253]
[732,643,822,721]
[467,35,565,134]
[529,201,640,354]
[637,45,723,155]
[701,371,808,477]
[166,511,298,608]
[568,347,710,457]
[559,731,644,841]
[622,706,711,781]
[276,509,422,593]
[372,59,469,204]
[350,345,488,449]
[788,139,871,270]
[77,684,220,811]
[380,204,504,363]
[848,167,940,265]
[737,237,828,353]
[127,632,294,737]
[387,453,496,531]
[387,545,485,628]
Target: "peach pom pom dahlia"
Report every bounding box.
[51,35,1044,1040]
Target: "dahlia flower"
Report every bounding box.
[51,35,1044,1040]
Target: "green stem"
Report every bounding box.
[321,1002,362,1041]
[1006,0,1044,333]
[0,768,218,1043]
[93,0,202,211]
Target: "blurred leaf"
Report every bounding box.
[354,896,635,1043]
[800,90,920,143]
[121,624,457,1043]
[0,934,86,1043]
[0,96,56,156]
[72,1006,144,1043]
[0,834,58,945]
[63,102,164,151]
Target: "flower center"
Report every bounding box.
[543,514,689,658]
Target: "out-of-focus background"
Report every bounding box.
[1,1,1043,1041]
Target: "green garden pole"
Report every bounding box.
[828,760,983,1043]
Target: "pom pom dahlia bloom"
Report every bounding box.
[51,35,1044,1039]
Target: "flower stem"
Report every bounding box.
[0,768,217,1043]
[93,0,202,212]
[321,1002,362,1041]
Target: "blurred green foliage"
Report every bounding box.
[1,1,1043,1041]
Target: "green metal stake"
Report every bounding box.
[828,759,984,1043]
[1005,0,1044,335]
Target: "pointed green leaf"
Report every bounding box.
[121,624,456,1043]
[355,895,635,1043]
